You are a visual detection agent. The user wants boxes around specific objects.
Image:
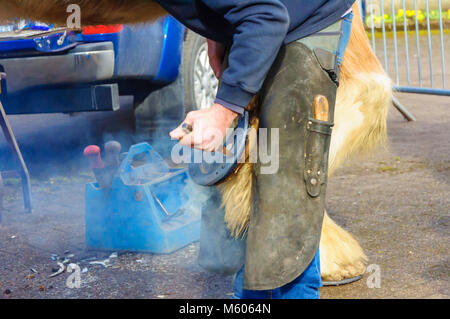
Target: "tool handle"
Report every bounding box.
[313,95,329,122]
[105,141,122,155]
[181,123,232,156]
[83,145,104,169]
[104,141,122,167]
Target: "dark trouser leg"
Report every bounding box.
[233,250,322,299]
[243,41,338,291]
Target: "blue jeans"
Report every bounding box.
[233,250,322,299]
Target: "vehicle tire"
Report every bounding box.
[134,30,218,137]
[183,30,219,112]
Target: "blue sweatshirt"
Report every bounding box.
[155,0,355,113]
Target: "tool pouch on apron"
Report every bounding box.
[304,119,333,198]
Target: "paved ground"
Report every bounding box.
[0,91,448,299]
[1,31,449,298]
[0,97,234,299]
[321,92,449,299]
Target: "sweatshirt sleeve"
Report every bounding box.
[202,0,290,110]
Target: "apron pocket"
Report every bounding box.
[304,118,333,198]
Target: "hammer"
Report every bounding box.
[83,145,111,189]
[104,140,122,168]
[84,145,104,169]
[313,95,329,122]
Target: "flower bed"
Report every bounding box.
[366,9,450,30]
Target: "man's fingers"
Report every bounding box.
[179,132,195,148]
[170,113,195,140]
[179,131,216,151]
[180,135,232,154]
[179,121,206,147]
[171,103,237,152]
[170,125,188,140]
[181,123,193,134]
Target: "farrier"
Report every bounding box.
[167,0,355,299]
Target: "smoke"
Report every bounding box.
[0,96,139,253]
[197,186,246,276]
[0,89,240,262]
[0,76,241,299]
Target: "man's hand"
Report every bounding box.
[207,39,225,79]
[170,104,238,152]
[170,40,234,152]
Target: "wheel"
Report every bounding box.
[183,30,219,112]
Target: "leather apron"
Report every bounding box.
[243,20,345,290]
[198,16,350,291]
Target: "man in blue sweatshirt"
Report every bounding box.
[167,0,355,299]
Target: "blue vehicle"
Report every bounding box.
[0,17,218,134]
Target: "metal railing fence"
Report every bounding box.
[362,0,449,97]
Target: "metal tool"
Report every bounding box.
[84,145,104,169]
[0,72,32,214]
[83,145,113,189]
[313,95,330,122]
[49,262,65,278]
[187,111,250,186]
[104,140,122,168]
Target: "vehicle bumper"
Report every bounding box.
[2,84,120,115]
[0,42,114,95]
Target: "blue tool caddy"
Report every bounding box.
[85,143,205,254]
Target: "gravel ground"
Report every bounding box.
[320,92,449,299]
[0,91,448,299]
